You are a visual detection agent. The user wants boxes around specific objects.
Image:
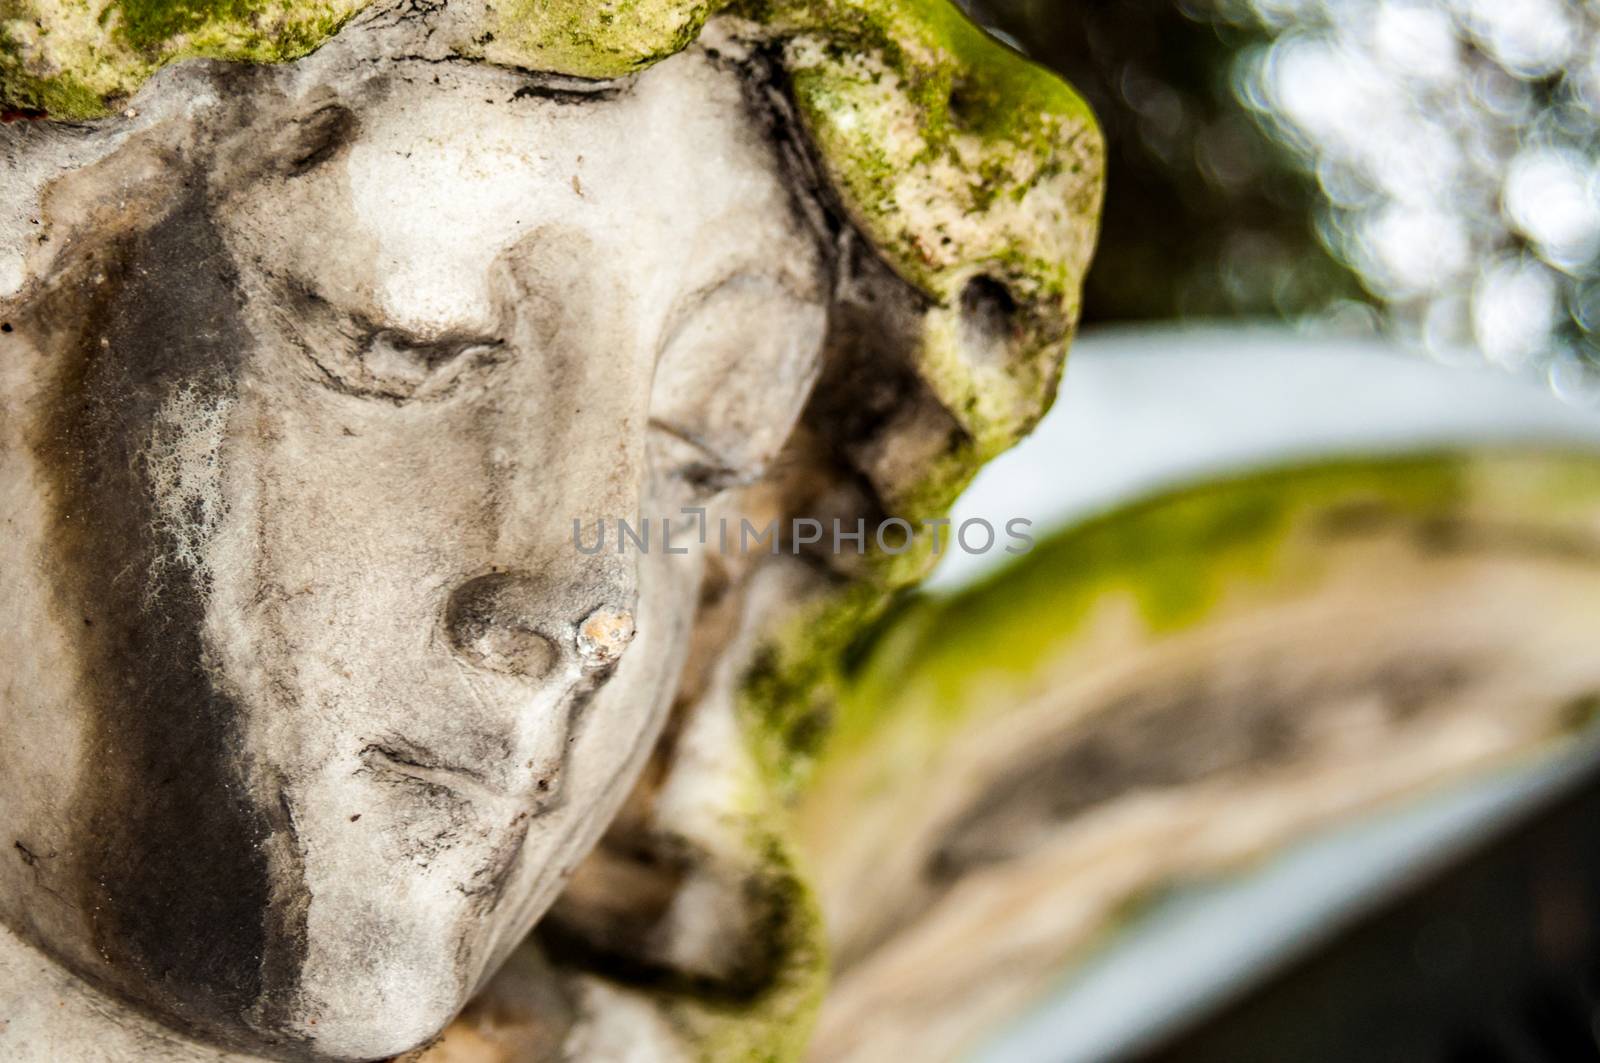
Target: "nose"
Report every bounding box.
[438,571,637,807]
[444,572,560,679]
[444,571,637,679]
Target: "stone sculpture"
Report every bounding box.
[0,1,1102,1058]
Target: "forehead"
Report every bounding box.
[348,56,778,237]
[234,50,818,329]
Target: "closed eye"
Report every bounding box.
[359,329,505,396]
[647,417,749,497]
[283,284,506,403]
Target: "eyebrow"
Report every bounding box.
[507,77,629,106]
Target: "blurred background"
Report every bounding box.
[801,3,1600,1061]
[961,0,1600,399]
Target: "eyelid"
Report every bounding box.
[365,328,505,368]
[283,284,508,403]
[647,417,752,495]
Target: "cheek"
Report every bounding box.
[202,392,501,726]
[229,392,498,589]
[554,546,702,816]
[487,544,704,941]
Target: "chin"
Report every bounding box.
[302,1007,458,1061]
[291,938,474,1060]
[282,819,499,1060]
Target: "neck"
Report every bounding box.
[0,920,272,1062]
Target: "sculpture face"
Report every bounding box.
[0,51,826,1058]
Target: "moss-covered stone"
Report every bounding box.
[744,0,1102,479]
[0,0,741,116]
[0,0,366,118]
[473,0,729,80]
[734,451,1600,792]
[725,1,1106,729]
[738,582,891,796]
[662,831,828,1062]
[820,450,1600,763]
[723,0,1103,596]
[782,451,1600,1058]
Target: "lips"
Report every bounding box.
[358,739,559,816]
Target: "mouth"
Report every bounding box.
[358,740,557,816]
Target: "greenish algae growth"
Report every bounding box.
[760,0,1102,586]
[738,583,892,796]
[545,821,826,1061]
[738,0,1102,501]
[777,449,1600,1036]
[749,0,1099,294]
[790,449,1600,788]
[0,0,367,117]
[742,85,1107,758]
[671,833,828,1063]
[477,0,729,81]
[114,0,267,51]
[823,453,1511,761]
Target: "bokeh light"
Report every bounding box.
[1227,0,1600,394]
[964,0,1600,400]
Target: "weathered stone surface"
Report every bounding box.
[0,1,1101,1060]
[800,452,1600,1060]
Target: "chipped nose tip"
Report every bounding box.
[577,606,635,669]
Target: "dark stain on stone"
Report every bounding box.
[27,192,304,1049]
[1312,499,1407,539]
[535,841,800,1007]
[507,77,626,106]
[252,785,311,1037]
[277,102,359,177]
[1413,515,1600,564]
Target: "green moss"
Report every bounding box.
[801,450,1600,774]
[725,0,1104,547]
[0,63,102,116]
[675,832,828,1063]
[476,0,729,80]
[113,0,265,52]
[738,583,892,796]
[1560,691,1600,733]
[825,454,1481,757]
[748,447,1600,1053]
[0,0,368,118]
[552,815,826,1060]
